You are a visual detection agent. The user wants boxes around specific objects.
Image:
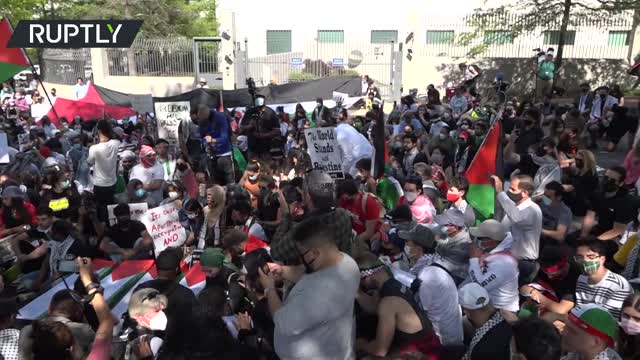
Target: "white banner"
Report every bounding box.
[0,133,8,164]
[30,103,51,121]
[154,101,190,146]
[107,202,149,226]
[304,127,344,179]
[142,202,187,257]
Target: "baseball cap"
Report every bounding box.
[458,282,490,310]
[156,248,182,272]
[398,225,435,250]
[304,170,335,204]
[469,219,507,242]
[435,208,466,228]
[386,205,413,223]
[1,186,25,199]
[568,304,618,348]
[200,247,225,268]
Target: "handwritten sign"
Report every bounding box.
[107,202,149,226]
[304,127,344,179]
[142,202,186,257]
[154,101,190,146]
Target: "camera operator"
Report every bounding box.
[240,94,281,161]
[196,104,234,186]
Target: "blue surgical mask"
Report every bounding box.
[255,97,265,106]
[135,188,146,198]
[73,143,82,150]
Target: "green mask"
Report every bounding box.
[578,259,600,275]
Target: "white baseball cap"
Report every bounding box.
[458,283,490,310]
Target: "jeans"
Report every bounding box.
[518,259,540,286]
[202,155,234,186]
[93,184,115,223]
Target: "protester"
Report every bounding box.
[540,181,573,245]
[87,119,120,222]
[618,293,640,359]
[561,304,622,360]
[511,318,562,360]
[433,208,471,283]
[99,203,153,260]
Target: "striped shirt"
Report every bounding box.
[575,270,632,319]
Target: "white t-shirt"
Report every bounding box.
[273,253,359,360]
[468,253,520,312]
[130,163,165,205]
[87,139,120,187]
[417,265,464,346]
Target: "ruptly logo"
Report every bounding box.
[7,20,143,48]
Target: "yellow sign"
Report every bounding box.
[49,198,70,211]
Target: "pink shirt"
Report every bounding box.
[398,195,436,224]
[623,151,640,185]
[86,338,111,360]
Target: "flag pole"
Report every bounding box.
[5,17,59,122]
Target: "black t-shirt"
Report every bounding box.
[515,127,544,155]
[257,191,280,223]
[536,261,581,303]
[564,172,599,216]
[588,190,640,233]
[43,189,81,222]
[106,220,147,249]
[242,106,280,155]
[19,229,49,273]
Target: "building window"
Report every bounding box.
[608,31,629,46]
[371,30,398,44]
[543,30,576,45]
[483,31,513,45]
[426,30,455,44]
[318,30,344,44]
[266,30,292,55]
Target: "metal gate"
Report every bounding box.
[41,48,92,85]
[236,39,401,100]
[192,37,223,88]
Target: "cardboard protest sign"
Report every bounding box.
[304,127,344,179]
[141,202,187,257]
[107,202,149,226]
[154,101,190,146]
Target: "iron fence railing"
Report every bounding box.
[106,37,198,77]
[41,49,92,85]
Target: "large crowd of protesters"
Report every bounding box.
[0,63,640,360]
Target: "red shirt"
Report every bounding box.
[339,193,381,234]
[0,200,37,229]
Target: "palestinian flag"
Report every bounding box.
[465,118,502,221]
[0,17,30,82]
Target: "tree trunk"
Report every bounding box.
[552,0,572,96]
[627,8,640,64]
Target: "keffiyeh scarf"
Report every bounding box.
[462,312,505,360]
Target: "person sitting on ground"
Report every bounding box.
[511,317,562,360]
[540,181,573,245]
[0,298,19,360]
[355,158,377,195]
[468,219,520,317]
[573,238,632,321]
[35,220,90,288]
[398,176,436,225]
[618,293,640,360]
[561,304,622,360]
[458,282,513,360]
[433,208,471,283]
[446,176,476,228]
[99,203,153,261]
[379,228,410,272]
[338,179,384,248]
[355,252,441,358]
[127,288,170,360]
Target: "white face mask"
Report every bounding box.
[316,102,322,108]
[439,133,447,140]
[404,245,412,256]
[255,97,265,106]
[148,310,168,331]
[404,191,418,202]
[542,195,552,206]
[168,191,179,200]
[248,175,258,181]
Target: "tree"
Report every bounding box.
[464,0,638,69]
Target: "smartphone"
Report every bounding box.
[257,253,270,275]
[57,260,78,273]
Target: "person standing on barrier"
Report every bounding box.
[197,104,234,186]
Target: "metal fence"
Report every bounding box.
[244,40,396,98]
[41,49,92,85]
[106,37,196,76]
[418,12,635,60]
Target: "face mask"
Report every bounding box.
[542,195,552,206]
[60,180,71,189]
[248,175,258,181]
[577,259,600,275]
[73,143,82,150]
[148,310,168,331]
[461,124,469,130]
[619,318,640,335]
[446,191,461,203]
[600,94,607,99]
[135,188,146,198]
[176,163,188,172]
[575,159,584,169]
[187,213,197,220]
[300,251,316,274]
[255,97,265,106]
[535,147,547,157]
[507,190,523,203]
[141,156,156,168]
[430,154,443,165]
[168,191,179,200]
[404,245,412,256]
[316,102,322,108]
[404,191,418,202]
[439,133,447,140]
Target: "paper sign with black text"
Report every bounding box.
[154,101,190,146]
[142,202,186,257]
[304,127,344,179]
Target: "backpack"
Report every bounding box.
[361,192,387,221]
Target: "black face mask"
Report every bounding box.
[380,247,394,256]
[575,159,584,169]
[535,147,546,157]
[507,190,523,203]
[176,163,188,172]
[600,94,607,99]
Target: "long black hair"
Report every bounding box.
[2,196,31,228]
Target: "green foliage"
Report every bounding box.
[289,72,318,82]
